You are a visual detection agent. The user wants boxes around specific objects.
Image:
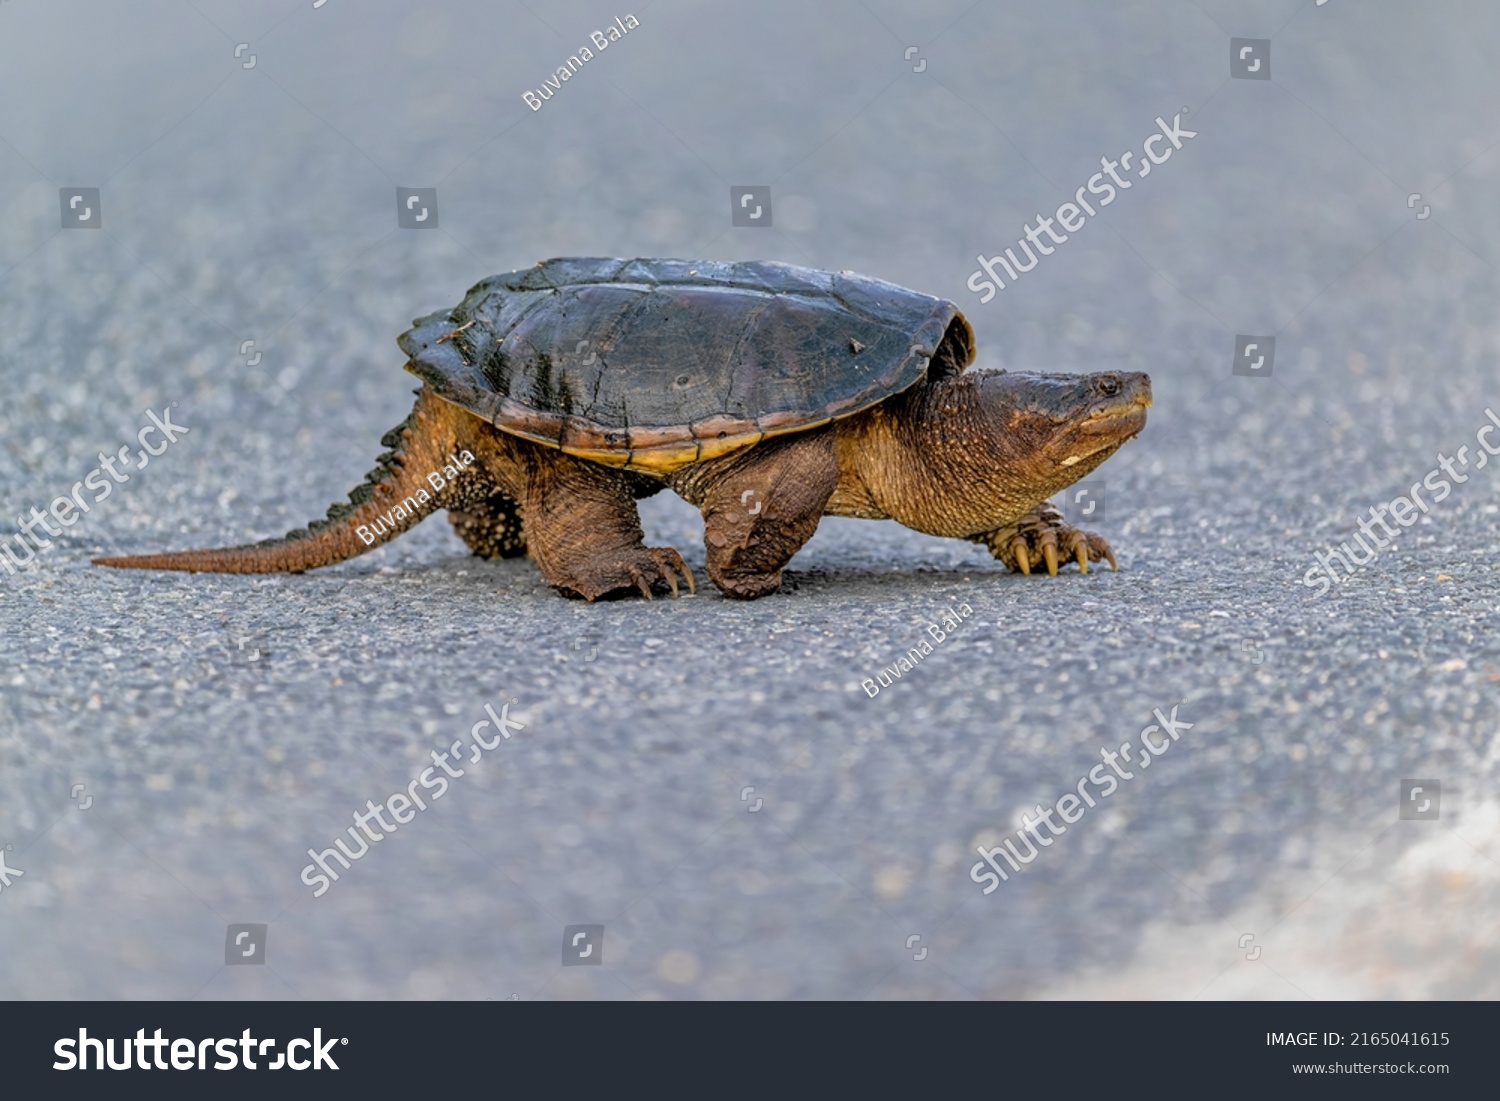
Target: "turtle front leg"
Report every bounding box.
[970,501,1117,577]
[674,431,839,599]
[521,448,692,600]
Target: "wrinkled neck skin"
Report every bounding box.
[831,371,1131,538]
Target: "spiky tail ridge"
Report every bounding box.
[94,386,473,574]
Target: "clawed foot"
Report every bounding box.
[552,545,696,601]
[708,564,785,600]
[980,505,1117,577]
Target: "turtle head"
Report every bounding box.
[884,368,1151,535]
[834,366,1151,539]
[975,369,1151,488]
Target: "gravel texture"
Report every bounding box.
[2,0,1499,1000]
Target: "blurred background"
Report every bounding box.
[1,0,1499,999]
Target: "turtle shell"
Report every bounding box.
[397,257,973,473]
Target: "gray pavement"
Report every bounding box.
[2,0,1499,1000]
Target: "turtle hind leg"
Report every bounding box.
[448,487,528,559]
[521,446,693,600]
[672,429,839,599]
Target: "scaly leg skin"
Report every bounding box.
[674,430,839,600]
[970,501,1117,577]
[448,486,528,559]
[520,446,692,600]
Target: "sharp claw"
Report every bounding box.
[683,567,696,595]
[1013,541,1031,575]
[1076,544,1088,574]
[1105,546,1118,571]
[665,570,680,597]
[635,572,654,600]
[1043,543,1058,577]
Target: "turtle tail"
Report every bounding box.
[94,385,474,574]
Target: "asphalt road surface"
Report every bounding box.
[2,0,1499,1000]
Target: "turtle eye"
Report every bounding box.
[1098,374,1120,396]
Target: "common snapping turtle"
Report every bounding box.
[95,258,1151,599]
